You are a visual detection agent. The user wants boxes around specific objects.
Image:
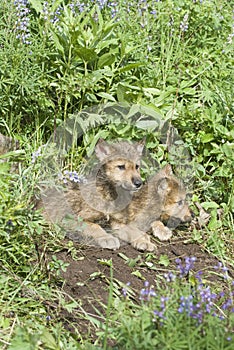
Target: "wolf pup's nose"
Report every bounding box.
[133,179,142,188]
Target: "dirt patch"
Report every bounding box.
[43,231,233,340]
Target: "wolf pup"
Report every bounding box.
[38,138,145,250]
[111,164,192,248]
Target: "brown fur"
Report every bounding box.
[37,138,145,250]
[0,133,19,156]
[111,164,192,248]
[38,141,191,252]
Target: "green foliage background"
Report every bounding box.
[0,0,233,348]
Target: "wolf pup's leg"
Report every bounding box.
[111,223,156,252]
[151,220,173,241]
[83,222,120,250]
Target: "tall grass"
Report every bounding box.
[0,0,233,348]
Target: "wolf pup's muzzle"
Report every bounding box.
[132,177,142,189]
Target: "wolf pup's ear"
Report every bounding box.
[95,138,113,161]
[157,177,172,197]
[136,138,146,156]
[161,164,173,176]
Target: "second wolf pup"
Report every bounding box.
[111,164,192,247]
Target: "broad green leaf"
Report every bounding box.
[131,270,144,279]
[117,84,127,102]
[98,52,116,68]
[97,258,113,266]
[215,124,229,135]
[41,330,58,349]
[77,47,97,62]
[201,133,214,143]
[208,209,222,230]
[118,252,129,261]
[97,39,119,52]
[8,328,39,350]
[182,87,196,95]
[0,162,10,173]
[29,0,43,13]
[50,32,65,54]
[202,201,219,210]
[213,165,231,177]
[64,301,79,313]
[158,254,170,267]
[230,195,234,212]
[0,316,10,329]
[126,104,140,118]
[144,261,157,270]
[143,87,161,96]
[140,105,163,120]
[136,120,159,130]
[222,143,234,158]
[97,92,116,102]
[118,62,144,73]
[51,0,63,13]
[180,80,195,89]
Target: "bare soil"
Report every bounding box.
[44,230,233,341]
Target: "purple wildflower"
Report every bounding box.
[140,281,156,301]
[97,0,108,10]
[195,270,203,284]
[178,295,194,314]
[68,2,85,14]
[164,271,176,282]
[214,261,228,272]
[153,295,169,322]
[180,13,189,32]
[109,1,118,18]
[178,283,219,324]
[122,282,131,298]
[39,1,64,26]
[175,257,197,278]
[59,170,86,184]
[214,261,230,280]
[219,285,234,313]
[42,1,49,21]
[221,298,233,311]
[197,285,217,314]
[58,170,86,184]
[13,0,31,44]
[32,147,42,163]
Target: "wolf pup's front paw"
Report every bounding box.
[96,235,120,250]
[132,234,156,252]
[151,221,173,241]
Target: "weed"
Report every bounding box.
[107,257,234,350]
[0,0,233,348]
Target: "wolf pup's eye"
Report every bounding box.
[117,165,125,170]
[135,164,140,170]
[178,200,184,206]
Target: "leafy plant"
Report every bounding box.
[107,258,234,350]
[0,0,234,348]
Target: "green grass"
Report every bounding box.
[0,0,234,348]
[106,259,234,350]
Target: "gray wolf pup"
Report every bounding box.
[38,138,145,249]
[111,164,192,250]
